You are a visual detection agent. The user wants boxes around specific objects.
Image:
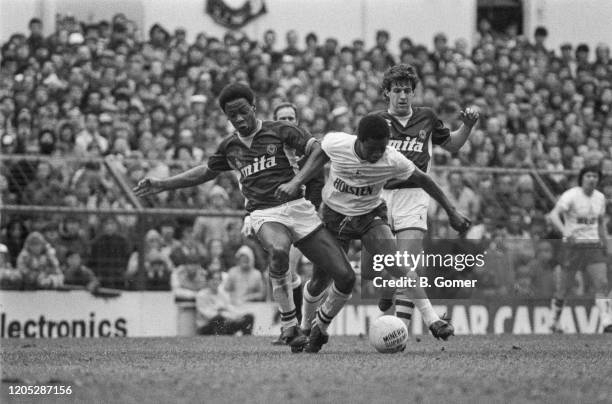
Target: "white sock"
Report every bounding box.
[414,298,440,326]
[270,271,297,328]
[315,283,351,334]
[291,272,302,289]
[301,280,326,331]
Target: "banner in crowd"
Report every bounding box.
[0,291,176,338]
[205,0,267,28]
[0,292,606,338]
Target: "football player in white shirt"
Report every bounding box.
[548,166,612,333]
[276,114,471,351]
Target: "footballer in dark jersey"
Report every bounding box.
[135,83,354,353]
[377,64,478,340]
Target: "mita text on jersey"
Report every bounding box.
[239,155,277,177]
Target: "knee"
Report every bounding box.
[268,247,290,273]
[308,273,332,295]
[335,270,356,294]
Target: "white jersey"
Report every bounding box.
[320,132,416,216]
[555,186,605,242]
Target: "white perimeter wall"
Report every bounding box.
[524,0,612,55]
[1,0,477,51]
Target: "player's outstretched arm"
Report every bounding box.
[548,205,568,240]
[396,168,471,233]
[442,107,479,153]
[275,142,329,200]
[133,165,220,197]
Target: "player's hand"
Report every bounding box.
[133,177,165,197]
[448,209,471,234]
[459,107,479,128]
[275,180,300,200]
[241,215,255,238]
[562,234,576,245]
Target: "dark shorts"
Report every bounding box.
[321,202,389,245]
[563,242,607,271]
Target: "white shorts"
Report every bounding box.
[250,198,322,243]
[381,188,430,232]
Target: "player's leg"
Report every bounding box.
[585,260,612,332]
[288,246,304,323]
[551,246,575,333]
[394,229,452,339]
[257,222,307,350]
[296,229,355,353]
[300,263,332,334]
[550,265,569,333]
[272,246,304,345]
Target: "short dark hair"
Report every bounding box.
[534,26,548,37]
[356,114,389,141]
[578,165,601,186]
[273,102,297,120]
[218,83,255,111]
[381,64,420,93]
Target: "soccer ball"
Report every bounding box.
[369,315,409,353]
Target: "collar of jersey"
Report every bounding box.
[387,109,413,126]
[235,120,263,147]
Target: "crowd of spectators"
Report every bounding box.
[1,13,612,297]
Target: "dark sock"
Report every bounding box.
[293,284,303,323]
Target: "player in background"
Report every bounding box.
[267,102,326,345]
[376,64,479,339]
[135,83,356,352]
[548,166,612,333]
[276,114,471,352]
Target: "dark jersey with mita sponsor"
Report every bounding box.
[208,120,316,212]
[375,107,451,173]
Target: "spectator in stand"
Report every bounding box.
[56,216,89,266]
[171,261,208,300]
[89,216,130,289]
[0,243,23,290]
[16,231,64,289]
[195,271,254,336]
[193,185,241,243]
[142,251,172,291]
[223,245,266,304]
[205,238,228,277]
[2,220,28,267]
[63,250,100,291]
[169,222,208,267]
[126,229,173,289]
[159,220,181,258]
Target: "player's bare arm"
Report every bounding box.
[133,165,220,197]
[388,167,471,233]
[598,215,608,254]
[548,205,570,241]
[274,142,328,200]
[441,107,479,153]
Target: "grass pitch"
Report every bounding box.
[2,335,612,403]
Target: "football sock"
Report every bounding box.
[301,280,326,331]
[414,298,440,326]
[551,298,564,326]
[293,283,303,324]
[315,282,351,334]
[395,297,415,328]
[270,270,297,328]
